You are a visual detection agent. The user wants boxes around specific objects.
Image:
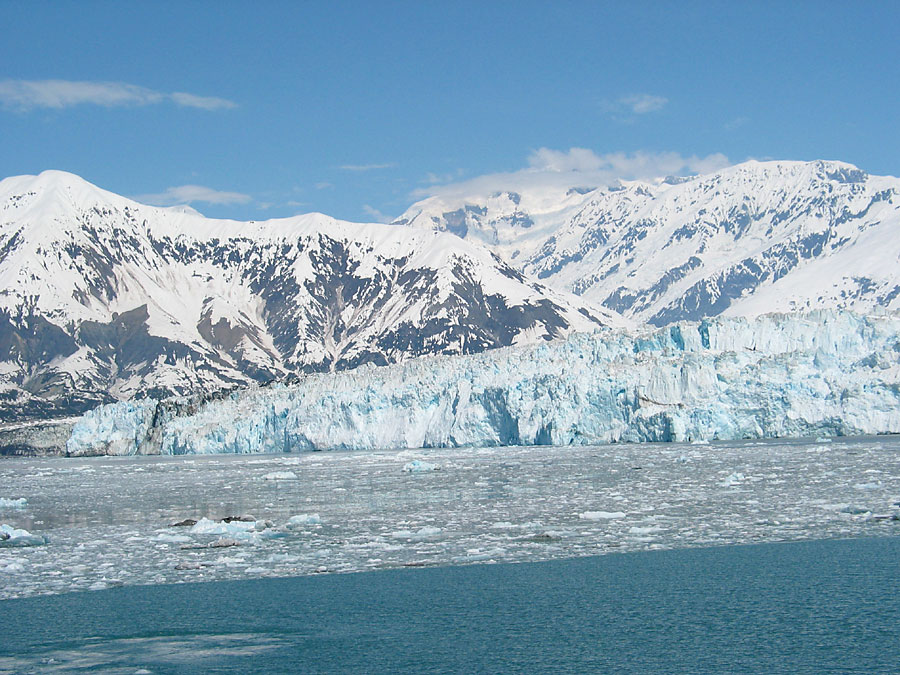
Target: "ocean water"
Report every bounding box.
[1,536,899,673]
[1,436,899,599]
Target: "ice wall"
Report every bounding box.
[66,311,900,455]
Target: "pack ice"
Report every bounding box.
[66,311,900,456]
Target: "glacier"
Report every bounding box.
[66,310,900,456]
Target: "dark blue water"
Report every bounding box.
[3,537,899,673]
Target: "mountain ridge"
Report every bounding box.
[0,170,616,423]
[397,159,900,325]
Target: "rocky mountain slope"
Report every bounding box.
[0,171,616,423]
[397,160,900,325]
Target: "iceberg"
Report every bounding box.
[0,524,47,547]
[0,498,27,510]
[65,311,900,456]
[262,471,299,481]
[402,460,440,473]
[580,511,626,521]
[286,514,321,528]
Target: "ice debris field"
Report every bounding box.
[2,436,899,599]
[67,311,900,456]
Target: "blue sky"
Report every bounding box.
[2,1,899,222]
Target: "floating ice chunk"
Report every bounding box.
[454,547,506,562]
[154,533,192,544]
[263,553,301,563]
[0,524,47,547]
[0,498,27,510]
[579,511,626,520]
[629,526,662,535]
[490,521,516,529]
[854,482,880,490]
[723,472,746,487]
[189,517,267,537]
[175,561,204,570]
[263,471,298,481]
[390,526,443,540]
[402,460,440,473]
[286,514,321,528]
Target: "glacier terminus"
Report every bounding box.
[67,310,900,456]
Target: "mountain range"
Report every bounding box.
[0,171,613,423]
[2,158,899,423]
[398,159,900,325]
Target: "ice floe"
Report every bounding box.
[402,460,440,473]
[579,511,626,520]
[0,524,47,547]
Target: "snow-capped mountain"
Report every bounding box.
[0,171,617,423]
[397,160,900,325]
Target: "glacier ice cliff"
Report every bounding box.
[66,311,900,455]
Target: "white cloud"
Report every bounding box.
[362,204,392,223]
[168,91,236,111]
[0,79,236,111]
[423,169,466,185]
[412,148,731,200]
[134,185,252,206]
[618,93,668,114]
[338,163,396,172]
[724,116,750,131]
[528,148,730,176]
[314,181,334,190]
[600,93,668,121]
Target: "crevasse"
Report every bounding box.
[66,310,900,456]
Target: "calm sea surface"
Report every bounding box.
[2,536,899,674]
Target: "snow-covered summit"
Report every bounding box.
[399,159,900,324]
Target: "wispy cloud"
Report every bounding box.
[617,93,668,114]
[168,91,236,111]
[412,147,731,200]
[0,79,236,111]
[724,116,750,131]
[338,163,396,172]
[601,93,668,122]
[527,147,728,175]
[362,204,392,223]
[314,181,334,190]
[134,185,252,206]
[422,169,466,185]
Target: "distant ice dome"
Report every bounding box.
[66,310,900,456]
